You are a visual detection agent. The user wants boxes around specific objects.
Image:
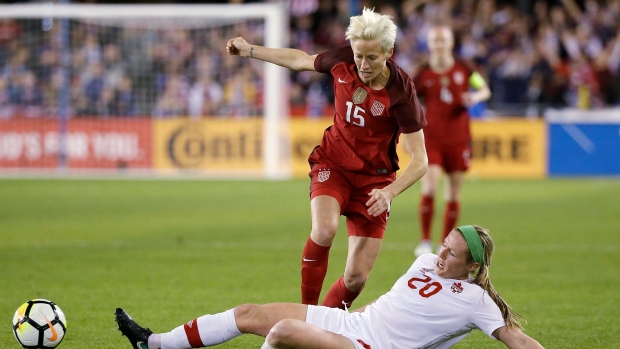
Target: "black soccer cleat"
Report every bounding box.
[115,308,154,349]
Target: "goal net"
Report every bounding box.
[0,2,290,179]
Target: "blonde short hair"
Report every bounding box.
[345,7,397,53]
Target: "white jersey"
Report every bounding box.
[306,254,505,349]
[354,254,506,348]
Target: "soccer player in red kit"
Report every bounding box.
[412,25,491,256]
[227,8,428,309]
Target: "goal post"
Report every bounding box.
[0,2,291,179]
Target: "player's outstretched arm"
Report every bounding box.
[226,37,317,72]
[493,326,545,349]
[366,130,428,216]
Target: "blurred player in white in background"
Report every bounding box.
[413,25,491,256]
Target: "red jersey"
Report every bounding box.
[311,46,426,175]
[413,60,476,146]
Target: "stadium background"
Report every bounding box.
[0,0,619,177]
[1,1,619,349]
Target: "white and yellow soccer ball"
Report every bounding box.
[12,299,67,348]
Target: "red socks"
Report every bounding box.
[321,276,362,309]
[420,196,460,242]
[301,237,331,305]
[301,238,362,308]
[442,201,460,241]
[419,195,434,240]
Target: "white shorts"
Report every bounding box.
[306,305,377,349]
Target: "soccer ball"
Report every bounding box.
[12,299,67,348]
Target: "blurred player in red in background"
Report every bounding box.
[226,8,428,309]
[413,25,491,256]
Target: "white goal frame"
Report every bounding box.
[0,2,290,180]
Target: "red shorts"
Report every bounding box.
[426,142,471,173]
[309,160,395,239]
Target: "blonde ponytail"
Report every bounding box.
[470,226,526,330]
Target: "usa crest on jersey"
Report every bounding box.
[318,170,330,182]
[371,99,385,116]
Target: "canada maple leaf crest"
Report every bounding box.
[451,282,464,294]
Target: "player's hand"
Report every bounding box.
[366,189,393,217]
[461,92,475,107]
[226,37,250,57]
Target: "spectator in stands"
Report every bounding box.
[42,70,62,115]
[116,75,137,117]
[2,47,29,91]
[83,62,105,116]
[11,70,44,117]
[102,43,126,90]
[153,72,189,118]
[221,69,260,118]
[0,76,11,119]
[304,73,330,118]
[487,23,536,112]
[596,31,620,106]
[0,19,21,67]
[188,73,224,118]
[81,33,102,66]
[36,47,57,83]
[96,86,117,117]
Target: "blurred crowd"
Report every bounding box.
[0,0,618,119]
[0,15,265,119]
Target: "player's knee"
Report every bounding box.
[310,222,338,243]
[265,319,298,348]
[233,304,264,333]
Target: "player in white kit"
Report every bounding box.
[115,225,545,349]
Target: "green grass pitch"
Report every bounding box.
[1,177,619,348]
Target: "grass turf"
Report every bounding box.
[1,178,619,348]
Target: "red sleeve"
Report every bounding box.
[388,64,427,133]
[314,45,355,74]
[412,62,430,97]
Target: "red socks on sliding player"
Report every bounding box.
[301,237,331,305]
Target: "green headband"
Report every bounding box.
[456,225,486,265]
